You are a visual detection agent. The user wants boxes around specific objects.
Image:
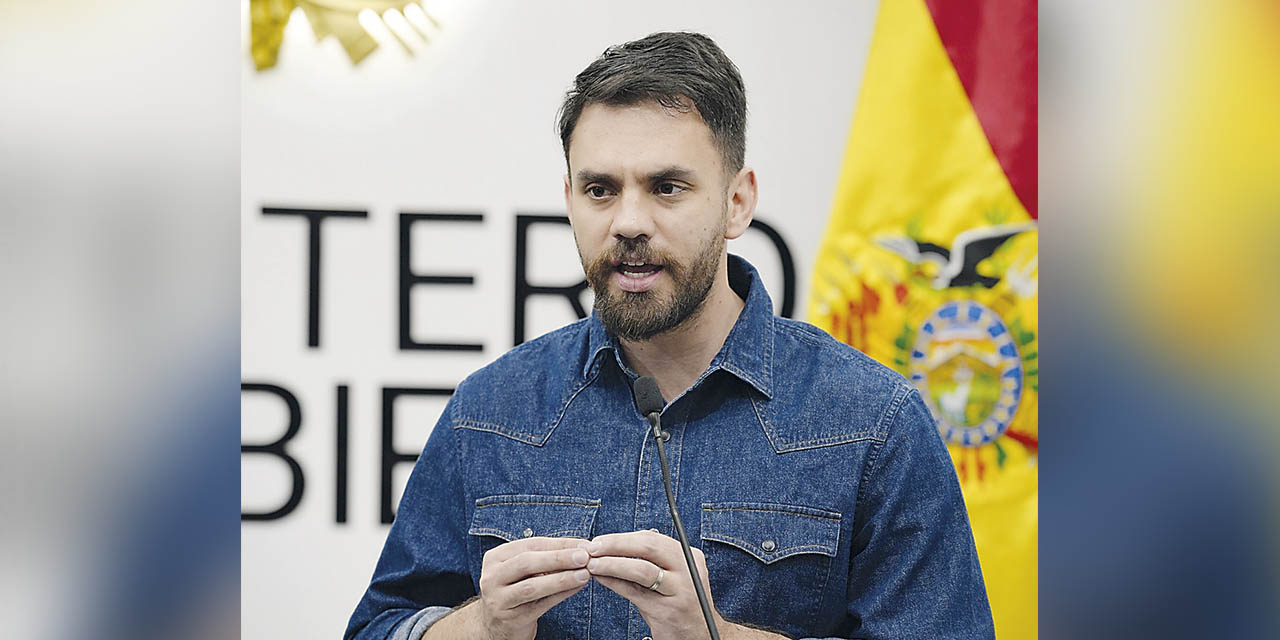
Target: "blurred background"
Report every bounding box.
[2,1,1277,639]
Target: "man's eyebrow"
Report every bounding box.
[646,166,696,183]
[572,167,696,187]
[574,170,619,187]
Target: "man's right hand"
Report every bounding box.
[424,536,592,640]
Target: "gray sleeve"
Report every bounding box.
[388,606,456,640]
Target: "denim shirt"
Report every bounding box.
[345,255,994,640]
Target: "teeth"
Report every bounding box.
[617,260,659,280]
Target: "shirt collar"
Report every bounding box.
[583,254,775,399]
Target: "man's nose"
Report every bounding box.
[608,190,656,239]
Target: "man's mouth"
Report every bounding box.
[608,258,665,293]
[614,260,664,279]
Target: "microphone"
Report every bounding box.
[632,376,721,640]
[632,375,666,418]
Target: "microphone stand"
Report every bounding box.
[645,410,722,640]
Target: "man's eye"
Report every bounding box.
[656,183,684,196]
[587,186,610,199]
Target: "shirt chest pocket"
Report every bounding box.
[700,501,842,633]
[467,494,600,640]
[469,494,601,542]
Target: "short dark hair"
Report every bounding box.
[557,31,747,175]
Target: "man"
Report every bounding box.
[345,32,993,640]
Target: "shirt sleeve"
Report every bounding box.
[842,388,996,639]
[343,394,476,640]
[387,606,455,640]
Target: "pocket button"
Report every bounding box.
[521,527,533,538]
[761,539,776,552]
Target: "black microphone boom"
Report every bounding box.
[631,376,721,640]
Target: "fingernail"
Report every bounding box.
[572,550,588,565]
[586,541,602,554]
[587,558,599,571]
[574,569,590,582]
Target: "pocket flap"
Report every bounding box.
[469,494,601,542]
[700,501,841,564]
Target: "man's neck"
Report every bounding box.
[618,266,746,403]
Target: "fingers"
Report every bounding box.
[489,547,590,587]
[483,535,587,565]
[520,580,589,619]
[481,565,591,609]
[593,574,655,602]
[488,566,592,610]
[585,532,723,637]
[478,538,592,613]
[587,530,678,568]
[585,555,670,595]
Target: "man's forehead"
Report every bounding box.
[568,102,721,179]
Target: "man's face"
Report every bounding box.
[564,101,732,341]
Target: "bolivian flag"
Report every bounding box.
[809,1,1037,637]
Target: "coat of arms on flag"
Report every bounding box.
[808,0,1038,636]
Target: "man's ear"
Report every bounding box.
[724,167,757,240]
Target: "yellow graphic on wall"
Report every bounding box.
[249,0,440,70]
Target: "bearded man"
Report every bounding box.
[345,31,994,640]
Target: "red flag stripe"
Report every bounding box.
[923,0,1038,218]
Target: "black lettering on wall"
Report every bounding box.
[399,213,485,351]
[261,207,369,348]
[747,219,797,318]
[514,214,589,346]
[241,382,305,521]
[335,384,349,524]
[381,386,455,524]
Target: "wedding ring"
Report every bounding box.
[647,567,665,592]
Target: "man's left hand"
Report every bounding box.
[584,529,727,640]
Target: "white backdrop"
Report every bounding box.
[241,1,879,636]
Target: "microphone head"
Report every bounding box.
[632,376,665,416]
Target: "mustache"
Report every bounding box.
[607,237,658,264]
[590,237,674,267]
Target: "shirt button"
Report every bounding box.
[761,539,776,552]
[521,527,533,538]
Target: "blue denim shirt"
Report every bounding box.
[345,255,994,640]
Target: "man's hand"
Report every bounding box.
[584,530,730,640]
[427,536,591,640]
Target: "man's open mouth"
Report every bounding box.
[614,260,664,279]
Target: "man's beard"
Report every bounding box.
[584,233,724,342]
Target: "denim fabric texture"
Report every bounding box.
[345,255,994,640]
